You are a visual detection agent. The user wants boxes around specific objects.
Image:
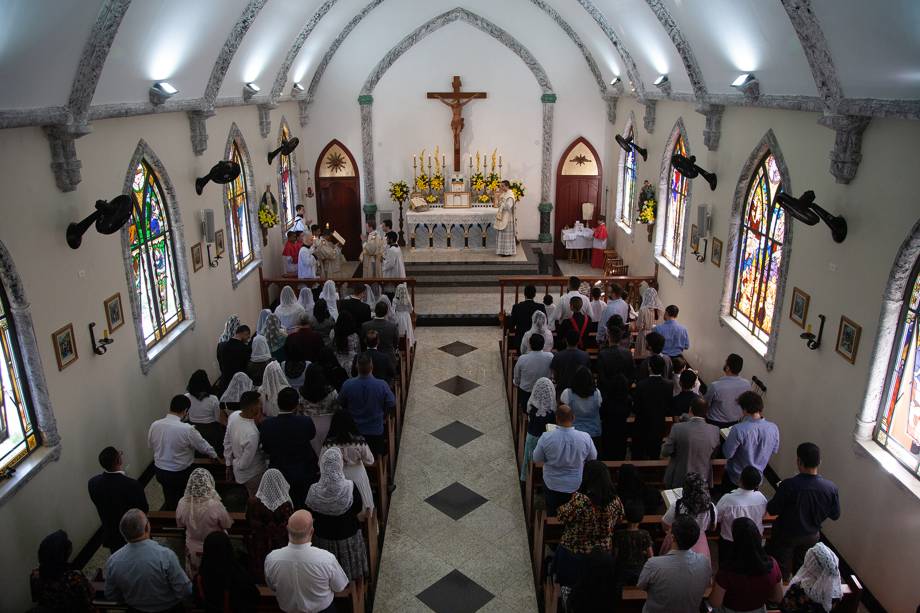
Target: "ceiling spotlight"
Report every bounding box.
[614,134,648,161]
[291,82,305,97]
[654,74,671,95]
[610,76,620,86]
[149,81,178,105]
[671,154,717,191]
[243,82,261,101]
[731,72,760,99]
[776,190,847,243]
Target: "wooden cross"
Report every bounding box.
[427,76,487,172]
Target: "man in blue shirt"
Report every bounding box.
[767,443,840,580]
[722,391,780,488]
[703,353,750,427]
[653,305,689,358]
[339,353,396,457]
[532,404,597,515]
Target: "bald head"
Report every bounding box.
[287,510,314,544]
[556,404,574,426]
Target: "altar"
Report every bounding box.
[405,204,499,249]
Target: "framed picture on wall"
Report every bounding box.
[191,242,203,272]
[836,316,862,364]
[103,293,125,333]
[711,237,723,267]
[214,230,226,256]
[51,323,78,371]
[689,224,700,253]
[789,287,810,328]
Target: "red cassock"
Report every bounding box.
[591,222,608,268]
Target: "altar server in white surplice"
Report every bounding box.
[361,221,386,278]
[297,235,316,279]
[495,180,516,256]
[382,231,405,279]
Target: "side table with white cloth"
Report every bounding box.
[561,226,594,262]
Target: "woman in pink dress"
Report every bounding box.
[175,468,233,576]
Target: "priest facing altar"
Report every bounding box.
[494,180,517,256]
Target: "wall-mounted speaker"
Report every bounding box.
[201,209,216,243]
[697,205,711,237]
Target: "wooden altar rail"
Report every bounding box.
[258,269,417,310]
[497,274,657,319]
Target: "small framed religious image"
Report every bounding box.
[789,287,810,328]
[103,293,125,333]
[52,323,78,371]
[214,229,226,256]
[711,237,723,267]
[689,224,700,253]
[836,316,862,364]
[191,242,204,272]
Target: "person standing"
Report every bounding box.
[30,530,95,612]
[767,443,840,580]
[314,228,343,278]
[382,231,406,296]
[637,514,712,613]
[247,469,295,582]
[532,405,598,516]
[550,329,590,395]
[358,330,397,386]
[217,324,252,387]
[361,301,399,359]
[633,355,673,460]
[513,334,554,412]
[224,391,269,497]
[292,205,307,234]
[338,353,396,457]
[88,446,149,553]
[715,466,769,562]
[596,324,634,460]
[259,387,320,506]
[494,180,517,256]
[703,353,751,428]
[297,232,316,279]
[660,397,720,488]
[519,310,554,355]
[361,220,386,278]
[175,468,233,576]
[510,284,545,351]
[282,231,301,276]
[596,283,630,345]
[338,284,372,329]
[722,392,780,489]
[148,395,218,510]
[709,517,784,611]
[632,284,664,358]
[264,510,348,613]
[652,305,689,358]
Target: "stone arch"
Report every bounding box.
[120,139,196,374]
[222,123,262,287]
[654,117,693,279]
[614,110,638,235]
[718,129,794,369]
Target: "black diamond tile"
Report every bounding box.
[416,570,494,613]
[438,341,478,357]
[424,482,488,520]
[434,375,480,396]
[430,421,483,448]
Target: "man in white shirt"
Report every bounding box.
[715,465,768,562]
[265,510,348,613]
[556,276,584,321]
[223,391,268,496]
[596,283,630,344]
[513,334,554,410]
[703,353,750,427]
[148,395,218,509]
[291,204,307,234]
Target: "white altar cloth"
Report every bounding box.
[562,227,594,249]
[405,205,499,249]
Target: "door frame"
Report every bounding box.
[315,140,362,258]
[554,136,603,257]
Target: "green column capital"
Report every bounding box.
[541,93,557,104]
[538,202,553,213]
[362,203,378,216]
[357,94,373,106]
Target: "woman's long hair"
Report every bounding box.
[579,460,616,507]
[334,311,356,352]
[314,299,331,323]
[725,517,773,575]
[616,464,645,502]
[571,365,596,399]
[186,369,212,400]
[37,530,72,580]
[301,363,331,403]
[325,410,365,445]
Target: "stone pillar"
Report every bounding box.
[538,202,553,243]
[540,93,555,243]
[359,95,376,205]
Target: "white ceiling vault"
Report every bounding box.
[0,0,918,190]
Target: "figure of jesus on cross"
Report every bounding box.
[427,76,486,172]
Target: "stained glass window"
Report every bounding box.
[730,153,785,343]
[277,125,296,228]
[618,127,637,229]
[226,142,253,272]
[875,263,920,477]
[662,136,688,266]
[0,282,38,475]
[128,160,184,348]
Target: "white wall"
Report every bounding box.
[0,102,303,611]
[608,97,920,611]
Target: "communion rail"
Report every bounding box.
[258,269,417,309]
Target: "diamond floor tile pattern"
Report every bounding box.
[424,482,489,520]
[437,340,479,357]
[430,421,484,448]
[434,375,480,396]
[416,569,494,613]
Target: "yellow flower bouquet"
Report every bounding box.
[430,173,445,192]
[470,172,486,193]
[415,173,430,192]
[388,180,409,203]
[258,207,279,229]
[477,193,492,203]
[510,180,525,201]
[424,193,438,204]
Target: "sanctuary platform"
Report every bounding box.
[403,241,542,287]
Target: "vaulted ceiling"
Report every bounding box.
[1,0,918,127]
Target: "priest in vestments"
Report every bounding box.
[495,180,516,256]
[313,229,342,278]
[361,220,387,278]
[591,217,608,268]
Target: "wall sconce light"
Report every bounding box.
[731,73,760,100]
[671,154,717,191]
[195,160,241,195]
[243,82,261,101]
[776,190,847,243]
[89,322,114,355]
[615,134,648,161]
[149,81,178,105]
[654,74,671,95]
[801,314,826,350]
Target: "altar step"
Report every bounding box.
[404,242,543,287]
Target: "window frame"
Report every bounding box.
[223,124,262,288]
[653,119,693,280]
[0,280,39,475]
[276,119,299,230]
[615,115,637,236]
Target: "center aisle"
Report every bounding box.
[373,327,538,613]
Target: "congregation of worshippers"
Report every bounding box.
[26,274,852,613]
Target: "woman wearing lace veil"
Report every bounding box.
[632,283,664,358]
[520,377,557,481]
[393,283,415,346]
[256,309,272,336]
[520,310,554,355]
[297,286,315,318]
[262,313,288,362]
[258,361,289,418]
[219,372,253,413]
[274,286,306,332]
[246,468,294,581]
[320,280,340,321]
[175,468,233,575]
[246,336,273,386]
[779,543,842,612]
[217,314,240,345]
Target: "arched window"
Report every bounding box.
[616,122,637,232]
[729,152,785,344]
[0,284,38,475]
[662,135,689,267]
[277,122,298,228]
[876,260,920,476]
[129,160,185,347]
[227,142,253,272]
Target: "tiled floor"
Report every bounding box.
[373,327,537,613]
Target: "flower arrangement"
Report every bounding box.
[424,193,438,204]
[415,173,430,192]
[509,180,525,201]
[470,172,486,193]
[430,172,444,192]
[637,180,656,224]
[258,207,280,228]
[388,180,409,203]
[486,172,501,193]
[477,193,492,204]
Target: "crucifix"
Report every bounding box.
[427,76,487,172]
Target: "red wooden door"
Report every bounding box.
[554,137,602,259]
[316,140,362,260]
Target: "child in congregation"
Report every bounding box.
[613,500,654,586]
[543,294,557,331]
[671,356,701,396]
[586,286,606,322]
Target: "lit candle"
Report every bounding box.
[806,323,812,334]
